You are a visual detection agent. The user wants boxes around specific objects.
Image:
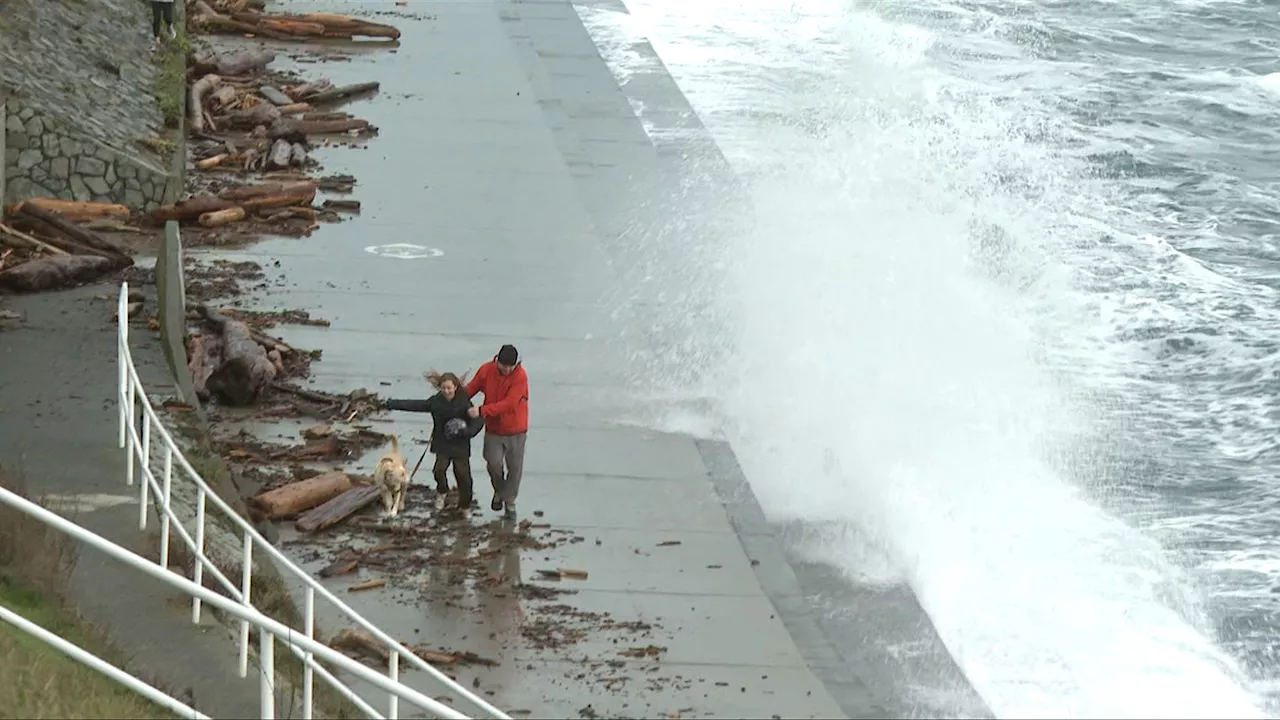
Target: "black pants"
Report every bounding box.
[151,2,174,37]
[432,455,473,507]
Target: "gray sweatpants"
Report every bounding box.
[483,432,527,505]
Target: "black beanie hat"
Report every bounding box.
[496,344,519,365]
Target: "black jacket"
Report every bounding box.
[384,392,484,458]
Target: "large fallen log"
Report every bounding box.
[219,181,318,202]
[0,255,113,293]
[152,195,236,224]
[215,50,276,77]
[249,471,353,520]
[294,485,382,533]
[18,199,131,222]
[299,12,401,40]
[190,74,221,135]
[220,182,317,212]
[196,304,277,406]
[271,118,369,138]
[17,204,132,267]
[303,82,380,107]
[229,11,400,40]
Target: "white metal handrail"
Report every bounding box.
[0,604,209,720]
[117,282,510,720]
[0,486,470,720]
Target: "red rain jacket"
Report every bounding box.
[465,360,529,436]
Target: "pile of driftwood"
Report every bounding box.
[153,180,320,229]
[188,303,291,405]
[0,199,136,293]
[186,48,378,170]
[192,0,401,42]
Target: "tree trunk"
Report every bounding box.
[214,50,276,77]
[0,255,113,293]
[16,204,131,267]
[196,305,278,406]
[249,471,353,520]
[303,82,380,106]
[19,199,131,222]
[190,74,222,134]
[198,206,246,228]
[294,485,382,533]
[152,195,236,224]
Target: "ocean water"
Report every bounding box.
[575,0,1280,717]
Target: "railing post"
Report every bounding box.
[388,650,400,720]
[260,629,276,720]
[303,587,315,720]
[125,382,137,488]
[160,448,173,569]
[239,532,253,678]
[117,283,128,450]
[138,414,151,531]
[191,489,206,624]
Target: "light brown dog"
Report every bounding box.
[372,434,409,519]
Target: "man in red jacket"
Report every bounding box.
[465,344,529,519]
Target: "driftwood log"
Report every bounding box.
[0,255,113,293]
[287,80,331,101]
[303,82,380,106]
[195,304,277,406]
[152,195,236,224]
[19,199,130,222]
[271,118,368,138]
[0,223,69,256]
[16,204,131,267]
[294,485,381,533]
[198,206,246,228]
[249,471,353,520]
[215,50,276,77]
[190,74,221,134]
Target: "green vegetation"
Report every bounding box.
[0,469,176,719]
[151,29,191,130]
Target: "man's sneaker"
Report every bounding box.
[490,496,503,512]
[169,25,178,41]
[502,503,516,520]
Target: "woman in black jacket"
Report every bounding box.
[382,372,484,511]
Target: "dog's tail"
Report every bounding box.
[388,433,400,456]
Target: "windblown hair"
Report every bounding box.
[424,369,471,393]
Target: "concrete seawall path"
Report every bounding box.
[197,0,888,716]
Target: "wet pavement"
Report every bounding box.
[195,0,889,717]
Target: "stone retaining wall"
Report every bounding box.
[4,96,177,212]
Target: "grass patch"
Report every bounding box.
[0,467,177,719]
[151,28,190,131]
